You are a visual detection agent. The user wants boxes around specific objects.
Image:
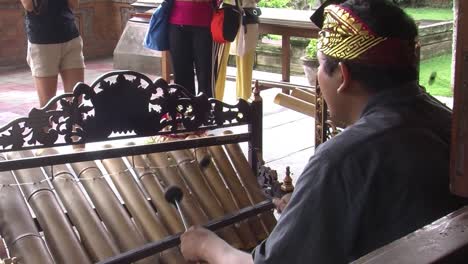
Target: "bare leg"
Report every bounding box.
[35,76,58,107]
[60,68,84,93]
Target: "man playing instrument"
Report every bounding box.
[180,0,464,263]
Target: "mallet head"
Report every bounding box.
[164,185,184,206]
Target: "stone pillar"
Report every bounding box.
[113,18,165,75]
[78,0,136,59]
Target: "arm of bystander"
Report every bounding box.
[19,0,33,12]
[67,0,79,10]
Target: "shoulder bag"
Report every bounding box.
[143,0,174,51]
[211,0,242,43]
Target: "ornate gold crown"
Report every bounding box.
[317,4,387,60]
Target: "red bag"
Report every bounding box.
[211,0,241,43]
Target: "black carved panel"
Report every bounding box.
[0,71,251,151]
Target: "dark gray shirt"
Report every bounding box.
[25,0,79,44]
[253,83,463,263]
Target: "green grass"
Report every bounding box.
[404,7,453,21]
[419,53,453,97]
[403,7,453,97]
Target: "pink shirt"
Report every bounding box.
[169,0,213,27]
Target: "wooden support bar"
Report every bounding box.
[0,133,252,172]
[353,207,468,264]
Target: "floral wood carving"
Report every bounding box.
[0,71,251,151]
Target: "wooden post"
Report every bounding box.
[161,51,171,82]
[281,35,291,94]
[450,0,468,197]
[249,81,263,175]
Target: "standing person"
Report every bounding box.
[179,0,465,263]
[214,0,261,101]
[168,0,214,97]
[20,0,85,108]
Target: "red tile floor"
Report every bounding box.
[0,58,115,126]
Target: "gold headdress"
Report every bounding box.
[317,4,415,65]
[318,4,386,60]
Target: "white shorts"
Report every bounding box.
[27,36,85,77]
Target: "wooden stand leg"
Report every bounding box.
[161,51,171,82]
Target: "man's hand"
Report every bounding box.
[273,193,292,214]
[180,227,253,264]
[180,226,227,262]
[180,226,254,264]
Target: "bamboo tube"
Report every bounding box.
[222,131,277,232]
[207,145,269,241]
[100,155,169,239]
[146,152,208,226]
[169,149,244,249]
[274,93,315,117]
[69,159,158,264]
[6,150,92,264]
[0,154,55,264]
[300,87,316,94]
[100,154,185,264]
[186,142,258,249]
[37,148,120,262]
[291,88,316,104]
[127,154,185,234]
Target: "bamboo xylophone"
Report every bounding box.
[0,136,276,264]
[0,70,283,264]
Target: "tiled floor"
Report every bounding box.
[0,57,314,183]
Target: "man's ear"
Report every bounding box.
[337,62,350,94]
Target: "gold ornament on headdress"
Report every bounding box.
[317,4,387,60]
